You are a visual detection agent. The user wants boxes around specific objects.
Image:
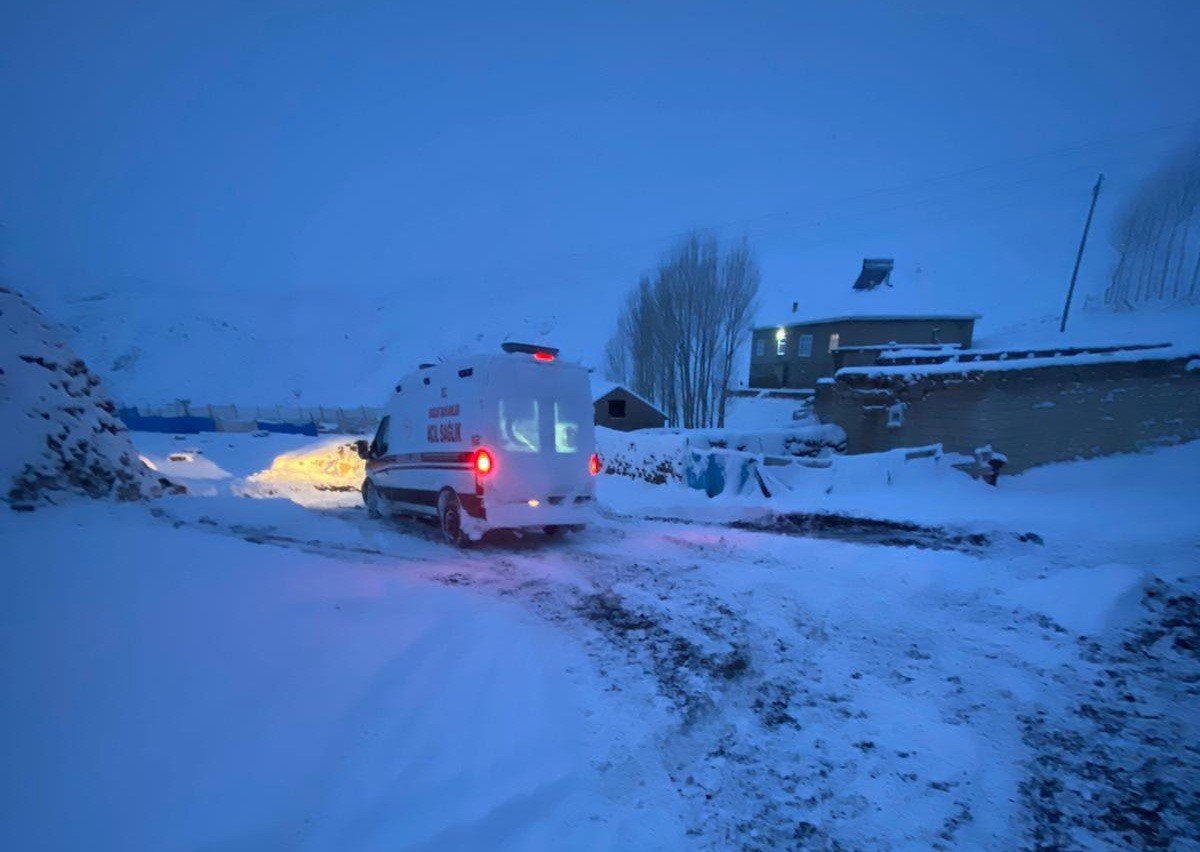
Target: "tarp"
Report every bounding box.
[118,408,215,434]
[256,420,319,437]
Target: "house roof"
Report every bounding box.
[754,312,980,331]
[591,380,665,415]
[756,262,980,330]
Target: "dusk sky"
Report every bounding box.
[3,1,1198,369]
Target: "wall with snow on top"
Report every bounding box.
[817,349,1200,472]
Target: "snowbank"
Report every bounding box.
[595,423,844,486]
[722,391,814,430]
[0,288,169,508]
[599,434,1200,557]
[0,502,683,849]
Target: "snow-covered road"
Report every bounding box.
[3,437,1198,850]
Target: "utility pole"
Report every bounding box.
[1060,173,1104,333]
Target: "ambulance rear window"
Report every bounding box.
[498,399,540,453]
[554,402,580,454]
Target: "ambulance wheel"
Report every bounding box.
[364,479,383,519]
[545,524,584,538]
[437,489,470,547]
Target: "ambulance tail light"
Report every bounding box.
[474,448,494,476]
[532,350,555,363]
[589,453,601,476]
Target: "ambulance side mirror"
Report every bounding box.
[354,439,371,460]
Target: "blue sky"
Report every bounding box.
[2,0,1198,365]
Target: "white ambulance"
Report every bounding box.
[355,342,600,545]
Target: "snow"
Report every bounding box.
[3,426,1198,848]
[758,278,979,330]
[598,432,1200,558]
[0,500,687,850]
[42,288,567,409]
[840,341,1199,378]
[0,287,165,506]
[721,392,813,430]
[1002,564,1147,636]
[977,301,1200,351]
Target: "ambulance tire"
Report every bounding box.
[437,488,471,548]
[545,524,585,538]
[364,479,383,520]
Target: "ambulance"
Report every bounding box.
[355,342,600,545]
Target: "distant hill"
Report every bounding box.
[46,288,565,408]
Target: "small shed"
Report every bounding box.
[593,382,667,431]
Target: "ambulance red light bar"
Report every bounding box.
[473,448,494,475]
[501,342,559,362]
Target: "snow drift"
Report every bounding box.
[0,287,170,509]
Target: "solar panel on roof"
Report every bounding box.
[853,258,894,291]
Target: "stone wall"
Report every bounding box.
[814,354,1200,473]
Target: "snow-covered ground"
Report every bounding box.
[3,432,1198,849]
[976,301,1200,351]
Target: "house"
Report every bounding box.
[748,258,979,390]
[593,382,667,431]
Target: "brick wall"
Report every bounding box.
[814,356,1200,473]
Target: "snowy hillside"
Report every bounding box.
[976,300,1200,350]
[0,287,169,507]
[45,287,566,408]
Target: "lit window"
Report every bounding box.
[776,336,787,356]
[797,334,813,358]
[499,399,540,453]
[828,332,840,353]
[553,402,579,453]
[755,338,765,357]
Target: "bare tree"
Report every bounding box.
[1106,139,1200,309]
[605,233,759,428]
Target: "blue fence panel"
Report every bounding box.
[118,408,216,434]
[255,420,319,437]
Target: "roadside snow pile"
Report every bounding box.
[597,428,688,484]
[596,424,844,485]
[722,391,814,430]
[0,287,170,509]
[239,437,365,507]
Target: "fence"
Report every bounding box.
[118,402,385,436]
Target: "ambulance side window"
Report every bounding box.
[370,415,390,458]
[498,399,540,453]
[553,402,579,454]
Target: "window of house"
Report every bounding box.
[797,334,813,358]
[607,398,627,418]
[828,332,840,353]
[755,338,765,357]
[776,336,787,356]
